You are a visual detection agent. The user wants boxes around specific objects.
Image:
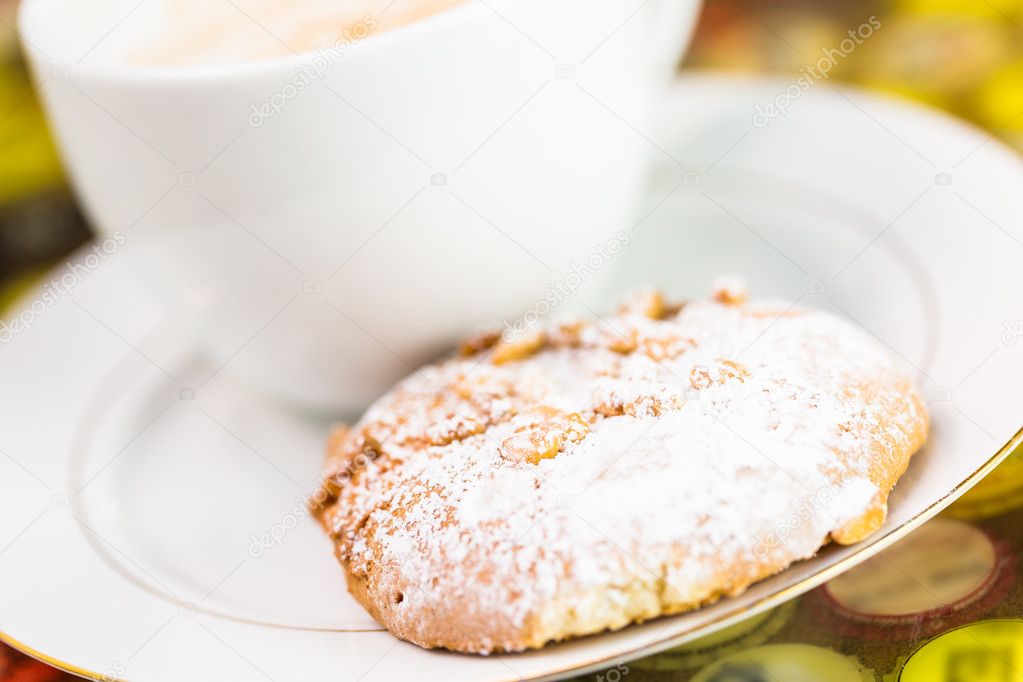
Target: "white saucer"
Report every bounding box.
[1,73,1021,682]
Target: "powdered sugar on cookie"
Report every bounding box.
[314,284,928,653]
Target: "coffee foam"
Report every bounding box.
[127,0,467,67]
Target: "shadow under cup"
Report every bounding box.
[18,0,703,412]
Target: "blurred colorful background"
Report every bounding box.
[1,0,1022,679]
[687,0,1023,153]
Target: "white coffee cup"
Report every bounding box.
[19,0,702,413]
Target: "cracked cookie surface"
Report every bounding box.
[313,281,929,654]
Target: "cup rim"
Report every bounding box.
[17,0,490,82]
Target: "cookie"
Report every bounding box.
[313,281,928,653]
